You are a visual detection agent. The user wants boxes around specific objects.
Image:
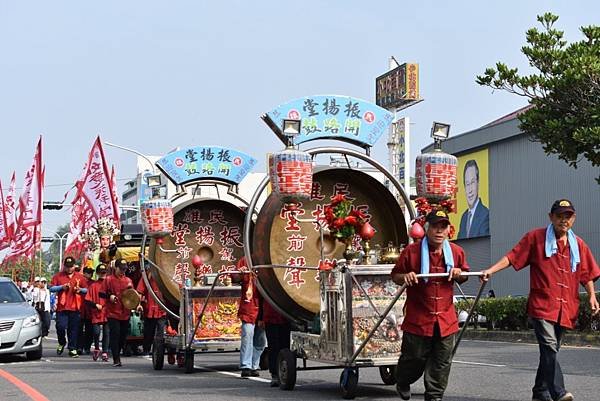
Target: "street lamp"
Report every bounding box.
[282,118,302,146]
[431,122,451,151]
[42,230,69,270]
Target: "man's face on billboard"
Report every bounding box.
[464,165,479,209]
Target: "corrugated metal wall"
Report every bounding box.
[454,236,490,295]
[488,135,600,296]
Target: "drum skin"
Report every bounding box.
[149,198,249,307]
[253,168,408,324]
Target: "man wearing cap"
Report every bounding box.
[104,258,134,367]
[391,210,469,401]
[482,199,600,401]
[32,277,51,337]
[136,267,167,357]
[50,256,89,357]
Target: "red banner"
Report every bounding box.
[0,179,8,250]
[5,172,17,241]
[64,137,119,256]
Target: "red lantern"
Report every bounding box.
[268,148,313,201]
[409,222,425,239]
[360,222,376,240]
[191,255,203,268]
[141,198,174,238]
[415,151,457,201]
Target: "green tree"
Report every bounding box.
[476,13,600,183]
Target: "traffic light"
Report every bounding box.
[43,201,64,210]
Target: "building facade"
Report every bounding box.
[424,109,600,296]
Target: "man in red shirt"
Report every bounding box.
[391,210,469,401]
[136,268,167,356]
[483,199,600,401]
[104,258,134,367]
[50,256,89,358]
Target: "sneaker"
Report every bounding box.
[250,369,260,377]
[56,344,65,355]
[167,353,176,365]
[557,393,574,401]
[112,361,122,367]
[101,352,109,362]
[397,383,411,400]
[270,374,280,387]
[92,349,100,361]
[241,368,251,378]
[69,350,79,358]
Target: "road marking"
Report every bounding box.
[0,359,52,366]
[0,368,50,401]
[44,337,58,342]
[453,360,506,367]
[194,365,272,383]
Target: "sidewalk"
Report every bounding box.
[461,328,600,347]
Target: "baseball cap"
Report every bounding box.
[34,276,40,282]
[96,264,108,274]
[40,277,47,282]
[426,210,450,225]
[550,199,575,215]
[83,267,94,276]
[63,256,76,267]
[115,258,128,270]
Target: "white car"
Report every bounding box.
[453,295,486,326]
[0,277,43,360]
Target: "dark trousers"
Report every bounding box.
[108,318,129,363]
[78,318,93,352]
[265,323,291,377]
[92,323,109,352]
[143,317,166,353]
[396,325,455,400]
[531,318,567,400]
[38,310,50,337]
[56,311,81,351]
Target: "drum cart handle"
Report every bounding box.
[347,271,485,365]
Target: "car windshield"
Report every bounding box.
[0,282,26,303]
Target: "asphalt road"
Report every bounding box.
[1,331,599,401]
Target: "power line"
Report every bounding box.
[0,177,136,192]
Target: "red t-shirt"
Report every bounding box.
[85,279,108,324]
[50,271,89,312]
[391,241,470,337]
[104,274,134,321]
[507,228,600,329]
[136,276,166,319]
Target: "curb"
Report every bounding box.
[461,329,600,347]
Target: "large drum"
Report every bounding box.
[149,198,250,307]
[253,168,408,324]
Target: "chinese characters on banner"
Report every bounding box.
[266,95,394,147]
[156,146,257,186]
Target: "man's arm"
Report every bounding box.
[482,256,512,281]
[584,281,600,316]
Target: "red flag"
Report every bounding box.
[64,137,118,257]
[0,179,9,250]
[4,172,17,241]
[76,137,119,222]
[5,137,44,260]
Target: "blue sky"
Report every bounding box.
[1,1,598,234]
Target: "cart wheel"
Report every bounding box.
[378,365,397,385]
[339,368,359,399]
[152,339,165,370]
[277,349,297,391]
[184,349,194,374]
[259,347,269,371]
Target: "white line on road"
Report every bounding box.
[194,365,273,384]
[0,358,53,366]
[453,360,506,367]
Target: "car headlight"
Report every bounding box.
[22,314,40,328]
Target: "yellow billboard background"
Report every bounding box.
[449,148,490,239]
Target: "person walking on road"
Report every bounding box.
[136,268,167,356]
[104,258,134,367]
[50,256,89,358]
[85,263,110,362]
[391,210,470,401]
[482,199,600,401]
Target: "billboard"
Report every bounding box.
[375,63,419,110]
[450,148,490,239]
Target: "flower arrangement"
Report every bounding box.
[80,217,120,252]
[413,197,456,239]
[323,194,375,241]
